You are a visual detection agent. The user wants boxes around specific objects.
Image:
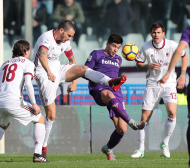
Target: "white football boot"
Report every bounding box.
[101,145,116,160]
[160,142,170,158]
[131,150,145,158]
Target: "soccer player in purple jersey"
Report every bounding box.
[160,27,190,166]
[84,33,147,160]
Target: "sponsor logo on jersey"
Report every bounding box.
[112,103,118,108]
[157,60,169,67]
[102,59,119,67]
[87,55,92,61]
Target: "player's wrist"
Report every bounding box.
[181,70,186,76]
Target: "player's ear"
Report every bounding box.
[60,28,64,34]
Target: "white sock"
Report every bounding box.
[138,124,149,151]
[33,123,45,155]
[163,117,176,146]
[84,68,111,86]
[43,118,54,147]
[0,127,5,141]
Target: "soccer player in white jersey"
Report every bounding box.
[131,22,188,158]
[0,40,48,163]
[32,20,129,158]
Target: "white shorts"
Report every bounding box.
[0,101,41,127]
[35,63,75,106]
[142,87,177,110]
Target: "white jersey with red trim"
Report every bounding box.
[136,38,186,87]
[32,29,72,75]
[0,57,34,108]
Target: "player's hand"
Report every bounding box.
[66,14,74,21]
[67,82,77,93]
[177,75,185,89]
[157,72,170,87]
[47,71,56,82]
[32,103,41,115]
[149,63,160,71]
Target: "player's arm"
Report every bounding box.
[136,62,160,71]
[66,53,77,93]
[177,53,188,89]
[39,47,56,82]
[24,74,40,114]
[160,41,188,84]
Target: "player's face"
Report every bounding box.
[60,28,75,43]
[150,28,165,44]
[106,42,121,57]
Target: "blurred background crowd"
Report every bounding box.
[3,0,190,66]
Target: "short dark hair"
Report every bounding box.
[107,33,123,44]
[150,22,165,32]
[12,39,30,58]
[58,20,76,31]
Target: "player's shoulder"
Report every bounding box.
[90,49,104,57]
[141,40,152,51]
[40,30,54,41]
[165,39,178,48]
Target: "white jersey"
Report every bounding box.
[32,29,72,76]
[0,57,34,108]
[136,38,186,87]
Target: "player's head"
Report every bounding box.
[150,22,165,44]
[105,33,123,57]
[57,20,75,43]
[12,39,30,59]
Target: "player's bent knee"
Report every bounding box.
[116,128,126,135]
[37,115,45,124]
[0,123,10,130]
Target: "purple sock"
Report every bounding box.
[108,98,131,123]
[107,130,124,149]
[187,120,190,159]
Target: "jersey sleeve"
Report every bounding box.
[172,41,186,57]
[135,46,146,63]
[24,61,35,79]
[39,34,51,50]
[180,27,190,44]
[84,50,97,69]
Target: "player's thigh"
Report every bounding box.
[44,101,56,121]
[112,116,127,134]
[36,73,59,106]
[0,108,11,129]
[8,102,42,126]
[142,87,162,111]
[101,90,116,105]
[65,65,88,82]
[162,87,177,118]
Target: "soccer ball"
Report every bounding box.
[122,43,140,61]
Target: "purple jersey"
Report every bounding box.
[85,49,122,91]
[180,26,190,44]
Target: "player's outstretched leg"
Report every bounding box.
[108,98,147,129]
[101,145,116,160]
[65,66,126,92]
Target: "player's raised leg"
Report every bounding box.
[160,102,177,158]
[65,65,127,91]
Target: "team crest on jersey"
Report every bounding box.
[45,98,48,102]
[87,55,92,61]
[112,103,118,108]
[151,54,154,57]
[61,48,63,51]
[166,52,170,56]
[116,59,119,63]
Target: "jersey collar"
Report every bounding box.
[152,38,165,49]
[53,29,61,44]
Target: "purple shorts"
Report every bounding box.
[187,83,190,118]
[90,85,124,118]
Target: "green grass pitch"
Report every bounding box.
[0,152,188,168]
